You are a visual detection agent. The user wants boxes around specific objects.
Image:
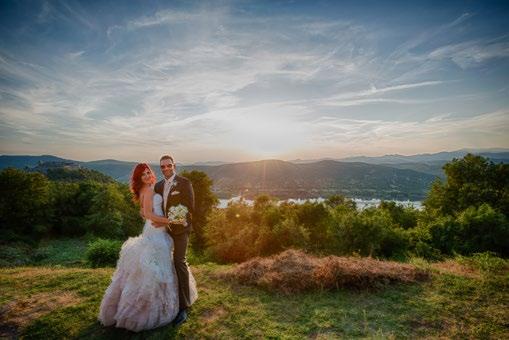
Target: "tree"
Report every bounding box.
[325,194,357,211]
[379,200,419,229]
[179,170,218,251]
[85,184,126,238]
[424,153,509,216]
[0,168,52,243]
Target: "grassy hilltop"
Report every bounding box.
[0,239,508,339]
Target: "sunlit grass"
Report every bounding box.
[1,254,507,339]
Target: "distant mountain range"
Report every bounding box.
[1,148,507,200]
[337,148,509,164]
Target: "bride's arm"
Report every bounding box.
[141,190,169,225]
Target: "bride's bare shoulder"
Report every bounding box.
[140,186,155,198]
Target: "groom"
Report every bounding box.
[154,154,195,326]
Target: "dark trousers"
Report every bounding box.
[172,231,191,310]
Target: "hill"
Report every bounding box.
[3,149,507,200]
[182,159,438,200]
[0,155,71,169]
[0,242,507,339]
[26,161,116,183]
[338,148,509,165]
[0,156,438,200]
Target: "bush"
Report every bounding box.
[204,204,260,263]
[85,238,122,268]
[329,208,401,257]
[0,242,34,267]
[456,251,509,275]
[455,204,509,256]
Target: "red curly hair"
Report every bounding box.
[130,163,156,202]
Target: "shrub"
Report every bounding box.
[456,251,509,275]
[379,201,419,229]
[204,204,260,263]
[0,242,34,267]
[85,238,122,268]
[332,208,407,256]
[455,204,509,256]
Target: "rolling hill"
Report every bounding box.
[2,149,506,200]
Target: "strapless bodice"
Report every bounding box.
[152,193,164,217]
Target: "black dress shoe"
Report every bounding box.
[173,309,188,326]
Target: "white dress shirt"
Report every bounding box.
[163,173,176,210]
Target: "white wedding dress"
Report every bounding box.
[98,193,198,332]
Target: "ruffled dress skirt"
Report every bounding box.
[98,220,198,332]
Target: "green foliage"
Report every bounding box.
[0,168,53,243]
[204,196,413,262]
[45,167,114,183]
[329,207,407,257]
[85,238,122,268]
[424,153,509,216]
[455,251,509,276]
[84,184,124,238]
[179,170,218,252]
[455,204,509,256]
[1,167,143,241]
[0,242,34,267]
[0,238,91,268]
[379,200,419,229]
[325,194,357,210]
[418,154,509,258]
[50,182,87,236]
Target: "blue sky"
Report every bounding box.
[1,0,508,162]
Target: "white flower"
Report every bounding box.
[168,204,188,225]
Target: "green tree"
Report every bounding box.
[0,168,52,243]
[50,182,85,236]
[325,194,357,211]
[179,170,218,251]
[424,153,509,216]
[85,184,126,238]
[455,203,509,256]
[379,200,419,229]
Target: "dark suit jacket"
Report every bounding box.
[154,174,195,235]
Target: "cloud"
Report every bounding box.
[1,4,508,162]
[428,39,509,69]
[305,109,509,157]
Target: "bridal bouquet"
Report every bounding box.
[168,204,188,226]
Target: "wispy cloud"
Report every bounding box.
[0,2,508,162]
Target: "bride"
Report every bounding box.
[98,163,197,332]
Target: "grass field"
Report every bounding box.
[0,239,508,339]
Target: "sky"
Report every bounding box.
[1,0,508,163]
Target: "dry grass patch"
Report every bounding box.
[220,249,431,294]
[430,259,481,278]
[0,291,83,332]
[200,306,228,324]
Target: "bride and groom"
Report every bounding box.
[98,155,198,332]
